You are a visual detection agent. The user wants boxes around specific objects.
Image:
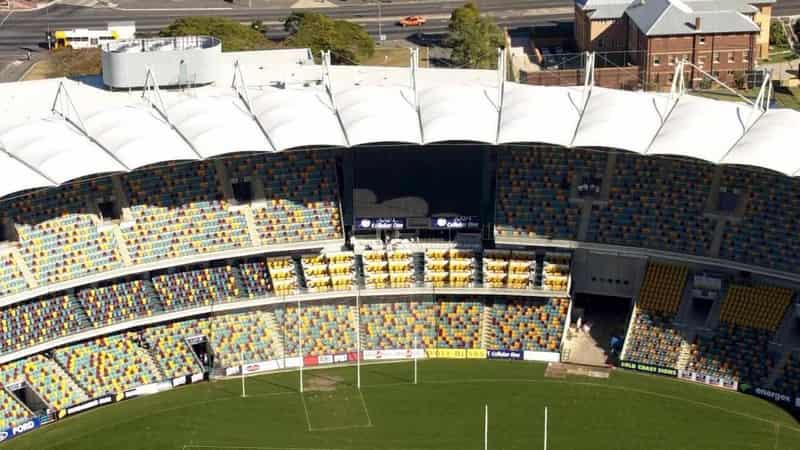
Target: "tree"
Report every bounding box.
[770,21,788,47]
[160,17,273,52]
[283,12,374,64]
[445,3,504,69]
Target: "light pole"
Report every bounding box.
[377,1,384,43]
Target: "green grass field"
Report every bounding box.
[4,360,799,450]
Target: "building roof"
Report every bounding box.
[626,0,759,36]
[0,54,797,199]
[579,0,767,29]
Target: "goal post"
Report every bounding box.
[240,351,246,398]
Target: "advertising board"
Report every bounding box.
[487,349,524,360]
[620,361,678,377]
[0,417,40,442]
[523,351,561,363]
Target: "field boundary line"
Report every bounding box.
[33,370,800,450]
[182,445,351,450]
[299,393,313,432]
[358,390,373,427]
[413,377,800,432]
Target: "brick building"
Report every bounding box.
[575,0,773,88]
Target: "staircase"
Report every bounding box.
[768,351,790,386]
[111,225,133,265]
[708,219,727,259]
[263,310,286,360]
[69,295,94,329]
[703,287,726,330]
[412,252,425,287]
[598,151,617,202]
[49,352,91,395]
[213,160,235,200]
[142,339,168,381]
[576,202,594,241]
[480,302,493,349]
[676,340,692,371]
[9,247,37,289]
[240,205,262,247]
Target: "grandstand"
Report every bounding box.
[0,48,799,443]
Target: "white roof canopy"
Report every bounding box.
[0,65,798,201]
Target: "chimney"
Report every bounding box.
[695,17,701,31]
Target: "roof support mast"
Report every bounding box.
[644,59,688,154]
[51,81,130,171]
[494,47,507,145]
[322,50,351,148]
[568,51,595,147]
[232,60,277,152]
[141,68,203,159]
[719,69,772,163]
[410,47,424,144]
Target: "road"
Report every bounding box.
[0,0,798,76]
[0,0,570,50]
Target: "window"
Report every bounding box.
[699,36,706,45]
[713,53,720,63]
[728,52,734,63]
[668,55,675,65]
[743,51,749,62]
[654,55,661,65]
[698,56,705,67]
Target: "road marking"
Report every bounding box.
[0,11,13,29]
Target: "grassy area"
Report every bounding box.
[23,49,101,81]
[691,85,800,111]
[4,360,798,450]
[766,45,799,64]
[362,47,429,68]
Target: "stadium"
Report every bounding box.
[0,38,797,450]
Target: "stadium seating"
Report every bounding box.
[0,253,29,297]
[239,260,272,299]
[267,257,298,296]
[424,249,476,288]
[542,253,570,292]
[719,285,793,331]
[362,250,390,289]
[122,161,251,265]
[718,168,800,273]
[4,181,123,287]
[76,279,163,327]
[773,350,800,398]
[55,332,162,398]
[0,388,31,430]
[227,151,343,245]
[143,323,204,379]
[0,354,89,411]
[637,263,688,314]
[208,311,280,368]
[387,250,416,288]
[0,294,83,355]
[624,311,685,369]
[495,147,604,240]
[436,299,482,348]
[301,252,355,293]
[487,297,567,352]
[151,266,242,311]
[482,250,536,289]
[586,154,715,256]
[686,324,776,387]
[274,302,356,357]
[359,300,437,349]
